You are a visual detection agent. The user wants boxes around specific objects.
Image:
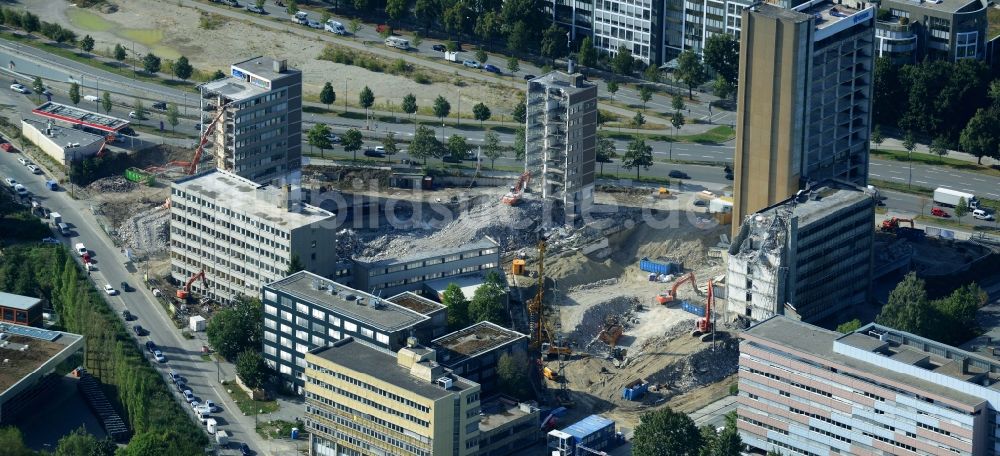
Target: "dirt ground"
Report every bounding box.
[26,0,517,113]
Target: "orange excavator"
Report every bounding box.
[146,103,228,175]
[501,171,531,205]
[656,271,697,305]
[881,217,914,232]
[692,279,714,338]
[176,270,207,300]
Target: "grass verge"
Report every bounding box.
[913,214,1000,233]
[601,125,735,144]
[871,149,1000,177]
[221,380,280,415]
[256,419,307,440]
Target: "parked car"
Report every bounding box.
[4,177,17,187]
[133,325,146,336]
[176,380,188,393]
[122,309,133,320]
[169,371,182,383]
[442,155,462,163]
[203,400,218,412]
[240,443,253,456]
[13,184,28,196]
[183,390,196,403]
[246,4,265,13]
[326,133,341,143]
[693,199,708,207]
[462,59,480,69]
[724,172,734,181]
[120,281,131,292]
[307,19,323,29]
[225,0,240,6]
[364,149,385,158]
[9,83,29,94]
[41,237,60,244]
[119,126,137,136]
[523,74,536,80]
[931,207,950,217]
[128,111,146,120]
[483,64,501,74]
[973,209,994,221]
[104,284,118,295]
[146,340,157,352]
[18,157,29,166]
[668,170,690,179]
[26,165,41,174]
[432,44,446,52]
[153,350,166,363]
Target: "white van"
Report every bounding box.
[83,95,99,102]
[325,20,346,35]
[293,11,309,24]
[973,209,994,221]
[385,36,410,50]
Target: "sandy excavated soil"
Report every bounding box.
[27,0,516,112]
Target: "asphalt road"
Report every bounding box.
[0,154,260,454]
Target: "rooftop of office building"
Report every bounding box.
[0,325,83,394]
[744,316,989,407]
[201,57,299,102]
[881,0,985,15]
[795,0,863,29]
[0,292,42,311]
[387,292,446,315]
[431,322,527,367]
[355,238,498,267]
[478,399,536,433]
[23,118,107,148]
[750,179,873,227]
[309,337,476,400]
[31,102,129,132]
[232,56,300,82]
[528,71,594,94]
[172,170,333,228]
[268,271,428,332]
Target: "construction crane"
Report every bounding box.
[656,271,698,305]
[501,171,531,205]
[527,237,546,349]
[176,270,207,300]
[881,217,915,232]
[692,279,714,339]
[146,104,228,175]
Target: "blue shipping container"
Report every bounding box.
[640,257,683,275]
[622,382,649,401]
[681,301,705,317]
[562,415,616,455]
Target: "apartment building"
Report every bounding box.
[732,1,874,233]
[739,316,1000,455]
[262,271,446,393]
[304,338,482,456]
[727,180,875,324]
[350,238,501,297]
[169,169,337,303]
[875,0,987,63]
[549,0,594,43]
[592,0,663,64]
[672,0,750,57]
[200,56,302,184]
[430,322,529,397]
[525,72,598,225]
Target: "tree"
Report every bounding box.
[286,0,298,16]
[142,53,161,75]
[611,46,634,76]
[540,24,567,60]
[876,272,933,337]
[341,128,363,161]
[483,130,503,169]
[433,95,451,124]
[959,108,1000,164]
[676,50,707,99]
[381,131,399,159]
[206,296,263,360]
[596,136,616,175]
[385,0,407,22]
[446,40,459,52]
[506,56,520,75]
[414,0,439,31]
[442,1,469,37]
[31,76,44,97]
[166,103,180,131]
[698,426,718,456]
[639,85,653,110]
[622,138,653,179]
[473,102,491,126]
[955,197,969,223]
[132,99,146,121]
[929,136,949,159]
[235,349,267,389]
[22,12,39,34]
[401,93,418,126]
[409,125,443,164]
[320,82,336,110]
[703,33,739,85]
[286,254,304,276]
[507,21,530,53]
[210,69,226,80]
[307,123,333,157]
[712,74,734,101]
[871,125,884,152]
[512,96,526,123]
[113,43,127,66]
[836,319,862,334]
[513,126,526,160]
[712,417,742,456]
[69,82,80,105]
[474,12,499,49]
[256,0,266,9]
[0,427,36,456]
[632,407,702,456]
[631,111,646,129]
[577,36,598,67]
[79,34,95,53]
[475,47,488,64]
[496,352,530,398]
[411,32,423,48]
[607,80,619,101]
[56,426,112,456]
[359,86,375,126]
[349,18,362,36]
[441,283,469,329]
[644,65,661,83]
[101,91,112,114]
[447,134,470,160]
[671,111,685,135]
[468,271,506,325]
[119,430,192,456]
[173,55,193,81]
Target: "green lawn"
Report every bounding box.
[221,380,279,415]
[256,419,307,440]
[871,148,1000,177]
[602,125,735,145]
[914,214,1000,233]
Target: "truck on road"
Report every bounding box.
[933,187,978,209]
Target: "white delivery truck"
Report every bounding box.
[215,430,229,446]
[74,243,87,256]
[933,187,978,209]
[385,36,410,50]
[50,212,62,224]
[444,51,461,62]
[205,417,218,433]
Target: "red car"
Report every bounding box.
[931,207,950,218]
[1,142,13,152]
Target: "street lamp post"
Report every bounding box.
[908,149,912,189]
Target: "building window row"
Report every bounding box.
[368,249,497,278]
[862,430,918,453]
[739,416,788,436]
[766,438,819,456]
[808,425,852,444]
[789,407,852,430]
[306,376,430,426]
[305,400,432,455]
[309,366,431,413]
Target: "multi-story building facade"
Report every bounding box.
[673,0,750,58]
[525,72,598,225]
[727,180,875,324]
[169,169,337,303]
[262,271,446,393]
[550,0,595,43]
[305,338,482,456]
[431,322,529,397]
[875,0,987,63]
[739,316,1000,455]
[350,238,501,297]
[200,56,302,184]
[591,0,663,64]
[732,1,874,234]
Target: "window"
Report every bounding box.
[296,302,309,314]
[376,333,389,345]
[360,327,374,338]
[264,345,276,356]
[296,329,309,341]
[312,309,325,320]
[280,323,292,334]
[264,319,277,330]
[264,331,277,342]
[312,335,325,346]
[280,351,292,362]
[296,343,309,353]
[327,329,341,339]
[329,316,341,326]
[280,310,293,322]
[344,321,357,332]
[280,365,292,375]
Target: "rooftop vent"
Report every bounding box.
[436,377,454,390]
[311,279,320,290]
[406,336,419,348]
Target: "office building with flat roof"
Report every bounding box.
[727,180,875,324]
[0,325,84,423]
[525,72,598,225]
[430,322,529,396]
[200,56,302,184]
[262,271,446,393]
[477,399,540,456]
[739,316,1000,455]
[169,169,338,303]
[0,292,43,327]
[350,238,501,297]
[732,1,875,234]
[592,0,663,64]
[304,338,481,456]
[875,0,987,63]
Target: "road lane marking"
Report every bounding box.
[702,155,714,158]
[973,178,985,182]
[915,180,928,184]
[890,177,904,181]
[677,153,691,156]
[871,173,881,177]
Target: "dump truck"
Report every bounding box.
[934,187,978,209]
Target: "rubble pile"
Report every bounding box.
[567,295,641,351]
[644,337,738,390]
[117,206,170,253]
[86,176,139,194]
[569,278,619,292]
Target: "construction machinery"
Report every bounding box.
[146,103,228,176]
[501,171,530,205]
[656,271,698,305]
[881,217,915,232]
[176,270,207,300]
[597,316,624,349]
[692,279,714,340]
[543,366,559,381]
